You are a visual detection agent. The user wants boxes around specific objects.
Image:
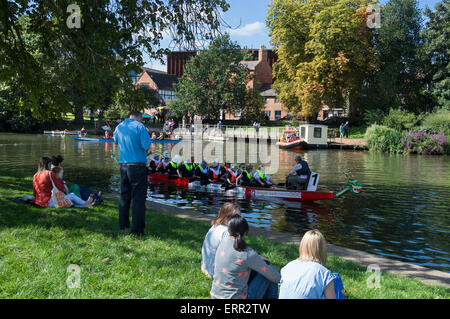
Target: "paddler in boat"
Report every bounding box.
[208,159,224,183]
[252,165,273,188]
[156,151,171,174]
[286,155,311,190]
[148,152,161,174]
[222,164,239,189]
[167,155,182,178]
[195,160,211,186]
[235,164,254,187]
[180,156,196,181]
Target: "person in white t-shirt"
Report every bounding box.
[201,202,241,278]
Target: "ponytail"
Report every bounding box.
[227,214,249,252]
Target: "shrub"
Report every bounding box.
[364,124,406,153]
[364,108,386,126]
[421,110,450,138]
[382,108,423,131]
[402,130,449,155]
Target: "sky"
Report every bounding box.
[145,0,442,72]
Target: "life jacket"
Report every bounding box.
[210,166,221,180]
[296,160,311,176]
[170,161,180,169]
[256,170,267,181]
[198,165,208,175]
[151,158,161,166]
[183,163,194,171]
[161,159,170,170]
[242,170,252,181]
[228,170,237,183]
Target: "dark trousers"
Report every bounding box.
[119,165,148,235]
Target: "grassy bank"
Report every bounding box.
[0,170,449,299]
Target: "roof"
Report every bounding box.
[240,60,260,71]
[141,68,178,90]
[259,83,277,97]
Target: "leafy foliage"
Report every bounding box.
[0,0,229,121]
[267,0,378,118]
[382,108,424,131]
[402,130,449,154]
[170,34,264,121]
[364,124,406,153]
[421,109,450,137]
[422,0,450,109]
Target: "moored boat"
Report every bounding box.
[70,136,182,143]
[43,130,81,136]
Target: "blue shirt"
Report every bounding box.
[114,118,151,164]
[279,260,334,299]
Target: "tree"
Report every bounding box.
[423,0,450,109]
[363,0,433,113]
[170,34,264,122]
[267,0,378,119]
[0,0,229,122]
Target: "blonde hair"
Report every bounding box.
[298,229,328,266]
[211,202,240,226]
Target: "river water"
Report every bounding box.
[0,133,449,272]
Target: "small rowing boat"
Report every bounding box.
[43,130,81,136]
[147,171,362,202]
[70,136,182,143]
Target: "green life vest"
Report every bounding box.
[184,163,193,171]
[170,161,179,169]
[257,170,266,180]
[243,170,252,180]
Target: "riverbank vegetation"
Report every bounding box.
[1,169,449,299]
[364,109,450,154]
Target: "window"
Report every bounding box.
[275,98,280,104]
[301,127,306,139]
[158,90,176,102]
[275,110,282,120]
[263,97,268,104]
[264,111,271,119]
[234,109,242,117]
[139,83,150,89]
[314,127,322,138]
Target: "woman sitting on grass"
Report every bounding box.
[279,229,337,299]
[210,214,281,299]
[201,202,240,278]
[51,155,102,205]
[32,157,94,208]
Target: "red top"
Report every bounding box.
[32,171,65,207]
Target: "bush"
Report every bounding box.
[421,110,450,138]
[364,108,386,125]
[402,130,449,155]
[364,124,406,153]
[382,108,423,131]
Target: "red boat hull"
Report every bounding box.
[148,173,336,202]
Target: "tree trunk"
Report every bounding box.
[74,105,84,124]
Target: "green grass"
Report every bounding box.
[0,170,449,299]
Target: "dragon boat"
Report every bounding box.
[147,170,362,202]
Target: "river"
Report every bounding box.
[0,133,449,272]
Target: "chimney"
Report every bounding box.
[258,45,267,62]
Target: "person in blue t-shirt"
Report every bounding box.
[279,229,340,299]
[114,111,151,236]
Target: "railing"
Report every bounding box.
[174,124,289,140]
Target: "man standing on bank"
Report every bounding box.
[114,111,151,236]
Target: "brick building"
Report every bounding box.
[167,46,289,121]
[134,67,178,114]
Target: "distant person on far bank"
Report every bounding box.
[343,121,349,139]
[114,111,151,236]
[339,123,344,143]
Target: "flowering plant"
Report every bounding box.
[401,130,449,155]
